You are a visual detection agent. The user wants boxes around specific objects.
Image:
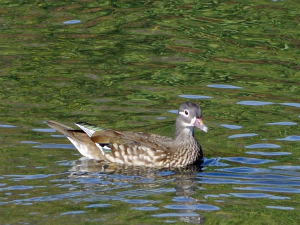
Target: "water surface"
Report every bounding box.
[1,0,300,224]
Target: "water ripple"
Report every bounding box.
[164,204,219,211]
[221,124,242,129]
[202,157,229,167]
[217,167,300,177]
[132,206,159,211]
[228,133,258,138]
[4,174,54,181]
[266,122,297,126]
[236,101,274,106]
[0,124,17,128]
[0,185,45,191]
[222,157,276,164]
[245,143,281,149]
[266,206,294,210]
[123,199,156,204]
[172,196,194,202]
[277,135,300,141]
[168,110,178,114]
[63,20,82,25]
[207,84,243,89]
[270,165,300,171]
[61,210,85,215]
[32,128,56,133]
[229,192,289,200]
[201,172,297,181]
[34,143,75,149]
[245,151,291,156]
[152,213,199,218]
[279,103,300,108]
[234,186,300,194]
[178,95,213,99]
[84,203,111,208]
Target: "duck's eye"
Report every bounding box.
[184,109,189,116]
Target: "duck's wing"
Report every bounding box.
[48,121,173,166]
[90,130,174,166]
[98,136,170,167]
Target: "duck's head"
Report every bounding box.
[176,102,208,134]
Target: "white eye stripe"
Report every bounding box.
[179,111,188,117]
[179,109,189,117]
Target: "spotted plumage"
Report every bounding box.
[47,102,208,168]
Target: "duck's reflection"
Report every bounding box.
[69,158,205,224]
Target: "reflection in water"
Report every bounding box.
[69,158,206,224]
[1,153,300,223]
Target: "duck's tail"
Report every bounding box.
[47,120,106,161]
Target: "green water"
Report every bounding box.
[1,0,300,224]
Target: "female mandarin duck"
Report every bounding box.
[47,102,208,168]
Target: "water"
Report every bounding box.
[1,0,300,224]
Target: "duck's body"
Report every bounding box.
[47,102,207,168]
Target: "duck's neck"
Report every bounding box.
[174,118,195,143]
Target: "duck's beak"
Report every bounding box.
[194,118,208,133]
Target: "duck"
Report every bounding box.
[47,102,208,168]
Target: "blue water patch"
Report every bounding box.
[84,203,111,208]
[266,122,297,125]
[32,128,56,133]
[266,206,294,210]
[234,186,300,194]
[228,133,258,138]
[164,204,219,211]
[245,151,291,156]
[202,157,229,167]
[156,117,166,120]
[33,143,75,149]
[4,174,54,180]
[21,141,40,144]
[123,199,155,204]
[222,157,276,164]
[63,20,81,25]
[152,213,199,217]
[229,192,289,200]
[221,124,242,129]
[168,110,178,114]
[277,135,300,141]
[131,206,159,211]
[245,143,281,149]
[207,84,243,89]
[172,196,194,202]
[270,165,300,170]
[61,210,85,215]
[76,177,107,185]
[0,124,17,128]
[51,135,66,138]
[1,185,34,191]
[280,103,300,108]
[178,94,213,99]
[236,101,274,106]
